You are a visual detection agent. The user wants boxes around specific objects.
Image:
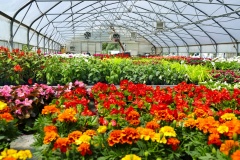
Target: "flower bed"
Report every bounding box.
[32,80,240,160]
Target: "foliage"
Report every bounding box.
[210,70,240,83]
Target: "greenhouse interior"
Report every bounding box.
[0,0,240,160]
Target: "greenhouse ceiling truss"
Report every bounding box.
[0,0,240,54]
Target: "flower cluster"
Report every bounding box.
[0,149,32,160]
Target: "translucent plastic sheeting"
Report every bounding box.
[0,0,240,48]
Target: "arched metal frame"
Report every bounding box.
[4,0,240,55]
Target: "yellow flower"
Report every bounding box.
[151,133,167,144]
[217,125,229,134]
[75,135,91,145]
[6,149,17,155]
[221,113,237,121]
[17,150,32,160]
[160,126,176,137]
[97,126,107,134]
[0,101,7,110]
[121,154,141,160]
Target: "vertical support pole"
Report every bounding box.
[43,36,46,53]
[236,43,239,56]
[199,45,202,58]
[27,27,30,50]
[216,44,218,58]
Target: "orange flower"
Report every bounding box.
[167,138,180,151]
[145,121,160,130]
[129,119,140,126]
[57,108,77,122]
[126,110,140,121]
[42,105,60,115]
[0,113,14,122]
[77,143,92,156]
[195,117,219,134]
[194,108,208,118]
[43,131,59,144]
[138,127,155,141]
[120,127,140,145]
[231,150,240,160]
[44,125,58,133]
[13,64,22,72]
[53,137,70,153]
[184,118,196,128]
[220,140,239,155]
[208,133,222,146]
[84,130,96,137]
[177,112,187,121]
[154,110,175,122]
[3,157,16,160]
[223,120,240,139]
[108,130,122,146]
[68,131,82,143]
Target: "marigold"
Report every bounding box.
[145,121,160,130]
[77,143,92,156]
[167,138,180,151]
[231,150,240,160]
[223,120,240,139]
[220,140,239,155]
[121,154,141,160]
[84,130,97,137]
[97,126,107,134]
[195,117,219,134]
[16,150,32,160]
[108,130,122,146]
[68,131,82,143]
[194,108,208,118]
[160,126,176,137]
[43,131,59,144]
[57,108,77,122]
[75,135,91,145]
[53,137,70,153]
[151,133,167,144]
[129,119,140,126]
[2,157,16,160]
[184,118,196,128]
[42,105,60,115]
[126,110,140,121]
[44,125,58,133]
[217,125,229,134]
[0,113,14,122]
[221,113,237,122]
[0,101,7,111]
[137,127,155,141]
[121,127,140,145]
[208,133,222,146]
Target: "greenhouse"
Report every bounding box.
[0,1,240,160]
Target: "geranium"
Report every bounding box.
[77,143,92,156]
[13,64,22,72]
[121,154,141,160]
[160,126,176,137]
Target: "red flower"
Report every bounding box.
[13,64,22,72]
[28,78,33,85]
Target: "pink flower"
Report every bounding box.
[74,81,85,88]
[111,120,117,127]
[103,119,109,125]
[22,98,33,106]
[15,99,22,105]
[0,85,12,97]
[15,109,22,115]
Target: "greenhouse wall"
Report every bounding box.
[0,15,10,41]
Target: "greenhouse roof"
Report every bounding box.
[0,0,240,48]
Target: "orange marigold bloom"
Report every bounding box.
[145,121,160,130]
[44,125,58,133]
[231,150,240,160]
[57,108,77,122]
[77,143,92,156]
[43,131,59,144]
[194,108,208,118]
[126,110,140,121]
[223,120,240,139]
[53,137,70,153]
[195,117,219,134]
[108,130,122,146]
[167,138,180,151]
[154,110,175,122]
[177,112,187,121]
[120,127,140,145]
[3,157,16,160]
[42,105,60,115]
[129,119,140,126]
[220,140,239,155]
[138,128,155,141]
[208,133,222,146]
[68,131,83,143]
[184,118,196,128]
[84,130,96,137]
[0,113,14,122]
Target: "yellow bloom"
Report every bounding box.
[17,150,32,160]
[151,133,167,144]
[97,126,107,134]
[121,154,141,160]
[75,135,91,145]
[221,113,237,121]
[6,149,17,155]
[217,125,229,134]
[160,126,176,137]
[0,101,7,110]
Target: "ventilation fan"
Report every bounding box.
[155,21,165,31]
[131,32,137,39]
[84,32,91,39]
